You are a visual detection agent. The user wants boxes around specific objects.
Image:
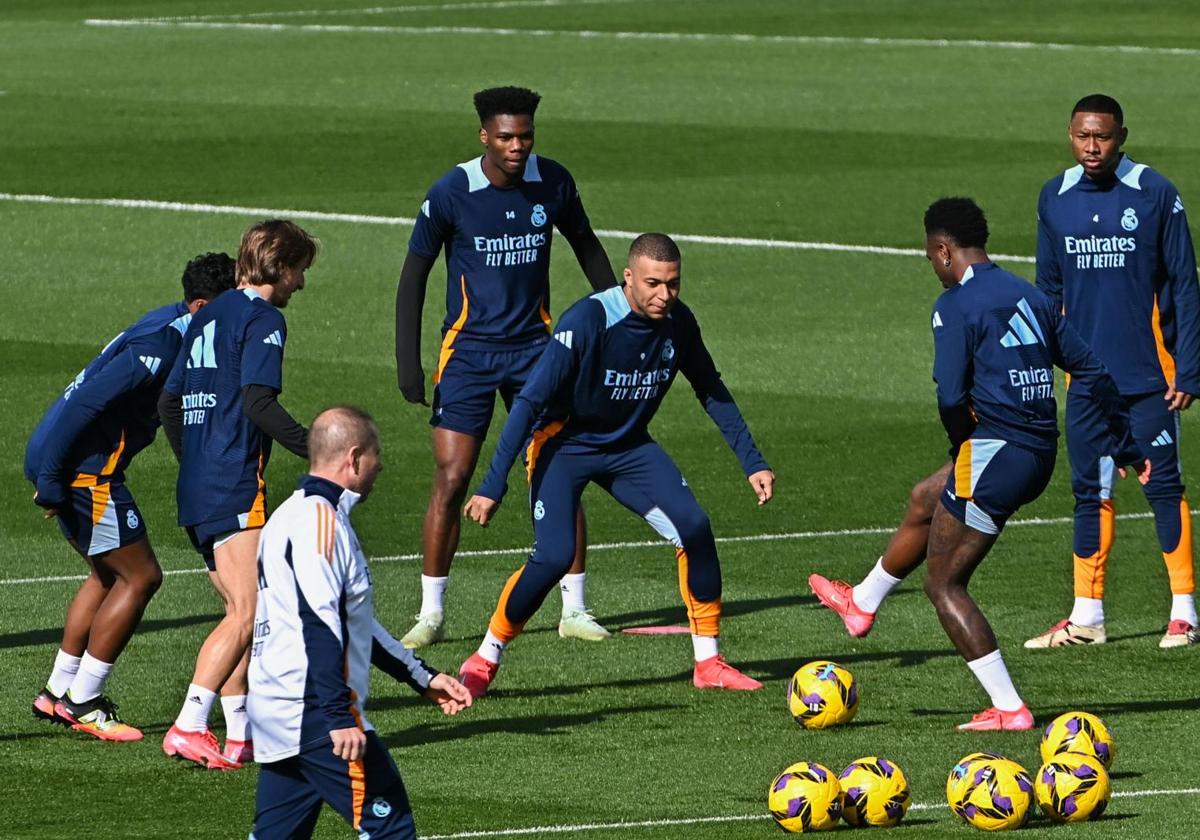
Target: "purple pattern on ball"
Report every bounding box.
[1066,718,1082,736]
[885,801,903,818]
[993,794,1014,814]
[1096,743,1111,763]
[1073,764,1098,780]
[1062,795,1078,816]
[847,682,858,707]
[787,796,807,819]
[964,804,979,819]
[1042,767,1055,784]
[773,776,791,793]
[877,757,894,776]
[1017,775,1033,794]
[972,767,990,785]
[846,786,863,802]
[810,765,828,782]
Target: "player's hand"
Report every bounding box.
[1119,459,1152,486]
[1165,385,1195,411]
[425,673,473,716]
[329,726,367,762]
[33,490,60,519]
[398,368,429,406]
[747,470,775,505]
[464,495,499,526]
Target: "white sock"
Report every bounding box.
[221,695,250,742]
[1171,593,1199,626]
[559,573,587,613]
[477,630,507,665]
[419,575,448,617]
[66,652,113,704]
[691,634,719,661]
[966,649,1024,712]
[46,649,82,698]
[851,558,902,613]
[1069,596,1105,627]
[175,683,217,733]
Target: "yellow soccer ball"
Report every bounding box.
[945,752,1005,804]
[947,756,1034,831]
[1040,711,1115,769]
[787,661,858,729]
[838,756,911,827]
[1035,751,1112,823]
[768,761,843,832]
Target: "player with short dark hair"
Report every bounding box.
[1026,94,1200,649]
[248,406,471,840]
[160,219,318,769]
[920,197,1147,730]
[25,252,236,741]
[395,85,619,648]
[456,234,774,697]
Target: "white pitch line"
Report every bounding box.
[0,511,1166,587]
[419,787,1200,839]
[0,192,1037,264]
[81,18,1200,59]
[142,0,632,23]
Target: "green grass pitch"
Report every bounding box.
[2,1,1199,837]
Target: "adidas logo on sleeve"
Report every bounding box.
[1000,299,1046,348]
[138,355,162,374]
[262,331,283,347]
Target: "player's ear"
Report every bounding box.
[479,126,488,146]
[1117,125,1128,147]
[622,266,632,284]
[187,298,209,315]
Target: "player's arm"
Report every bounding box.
[1050,307,1147,478]
[931,297,976,456]
[676,312,773,504]
[370,620,471,715]
[468,313,588,520]
[1158,187,1200,408]
[1035,190,1064,310]
[394,251,437,405]
[241,313,308,458]
[556,175,618,291]
[159,341,187,461]
[34,347,157,509]
[396,184,453,404]
[288,501,362,754]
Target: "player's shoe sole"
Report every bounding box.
[163,725,242,769]
[54,694,144,742]
[693,655,763,690]
[458,653,499,699]
[957,704,1034,732]
[1160,620,1199,648]
[808,574,876,638]
[558,609,612,641]
[32,688,71,727]
[401,612,445,649]
[1023,619,1106,648]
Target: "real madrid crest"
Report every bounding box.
[1121,207,1138,232]
[661,338,675,362]
[531,203,547,227]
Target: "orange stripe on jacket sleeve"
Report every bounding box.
[434,275,470,383]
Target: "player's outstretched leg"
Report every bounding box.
[810,462,951,638]
[605,443,760,690]
[34,548,108,727]
[405,429,484,649]
[924,503,1031,731]
[557,505,611,641]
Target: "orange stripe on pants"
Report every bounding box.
[676,549,720,636]
[90,483,112,526]
[954,440,974,500]
[1164,497,1196,595]
[1073,499,1115,599]
[487,566,531,643]
[348,756,367,830]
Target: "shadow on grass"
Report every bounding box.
[0,613,224,650]
[378,703,683,748]
[912,696,1200,720]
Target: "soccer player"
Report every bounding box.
[395,85,618,648]
[1026,94,1200,649]
[159,219,317,769]
[456,233,774,697]
[249,406,471,840]
[25,253,236,741]
[919,198,1147,730]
